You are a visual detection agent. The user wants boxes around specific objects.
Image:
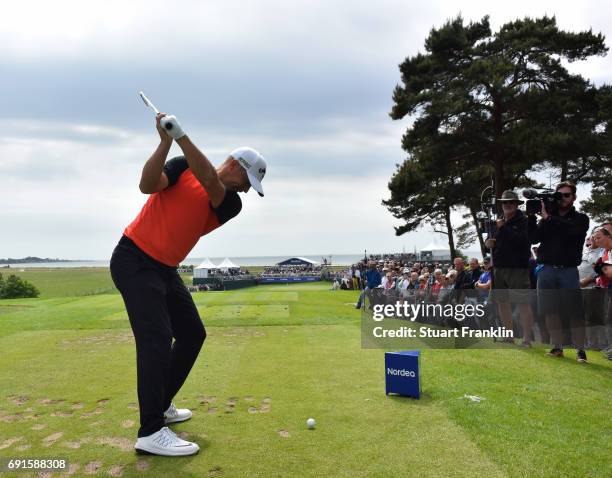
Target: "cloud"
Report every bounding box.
[0,0,610,258]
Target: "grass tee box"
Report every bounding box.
[1,274,611,477]
[385,351,420,399]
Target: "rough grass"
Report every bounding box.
[0,277,610,477]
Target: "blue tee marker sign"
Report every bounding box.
[385,350,421,399]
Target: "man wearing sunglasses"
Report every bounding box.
[528,181,589,362]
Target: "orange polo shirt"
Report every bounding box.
[124,156,242,267]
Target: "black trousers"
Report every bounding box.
[110,236,206,437]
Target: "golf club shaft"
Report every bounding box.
[139,91,160,115]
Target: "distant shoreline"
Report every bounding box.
[0,250,484,269]
[0,258,77,265]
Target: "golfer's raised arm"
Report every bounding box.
[175,136,226,207]
[139,113,172,194]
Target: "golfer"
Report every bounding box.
[110,113,266,456]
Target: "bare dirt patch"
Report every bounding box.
[51,411,74,418]
[121,420,135,428]
[209,466,223,476]
[84,461,102,475]
[64,463,81,476]
[197,395,217,404]
[96,437,133,452]
[7,395,29,406]
[42,432,63,447]
[260,397,272,413]
[278,429,290,438]
[80,408,104,418]
[38,398,65,406]
[0,412,22,423]
[0,436,23,450]
[108,464,125,477]
[31,424,46,430]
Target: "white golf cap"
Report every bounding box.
[230,147,266,197]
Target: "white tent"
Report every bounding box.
[195,258,217,270]
[420,242,451,261]
[194,258,218,279]
[277,257,319,266]
[218,257,240,270]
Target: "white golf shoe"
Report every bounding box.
[164,403,192,424]
[135,426,199,456]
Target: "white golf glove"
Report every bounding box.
[160,115,186,140]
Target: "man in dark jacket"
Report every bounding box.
[485,190,534,345]
[467,258,482,288]
[527,181,589,362]
[355,262,382,309]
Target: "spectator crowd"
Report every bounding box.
[261,264,326,278]
[341,182,611,363]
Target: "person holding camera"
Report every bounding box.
[485,190,534,346]
[527,181,589,362]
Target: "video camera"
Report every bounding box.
[476,211,498,238]
[522,189,562,216]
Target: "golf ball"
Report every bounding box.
[307,418,316,429]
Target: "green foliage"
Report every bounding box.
[0,273,40,299]
[388,14,611,242]
[455,222,477,251]
[581,176,612,221]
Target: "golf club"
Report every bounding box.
[139,91,160,115]
[139,91,175,132]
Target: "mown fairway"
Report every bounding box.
[0,270,610,477]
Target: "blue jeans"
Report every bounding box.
[355,287,369,308]
[536,265,584,348]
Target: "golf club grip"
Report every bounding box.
[160,118,174,130]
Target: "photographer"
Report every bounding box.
[527,181,589,362]
[485,191,534,346]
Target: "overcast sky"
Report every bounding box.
[1,0,611,260]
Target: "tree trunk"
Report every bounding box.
[560,159,568,182]
[444,204,456,259]
[469,206,487,258]
[492,96,505,215]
